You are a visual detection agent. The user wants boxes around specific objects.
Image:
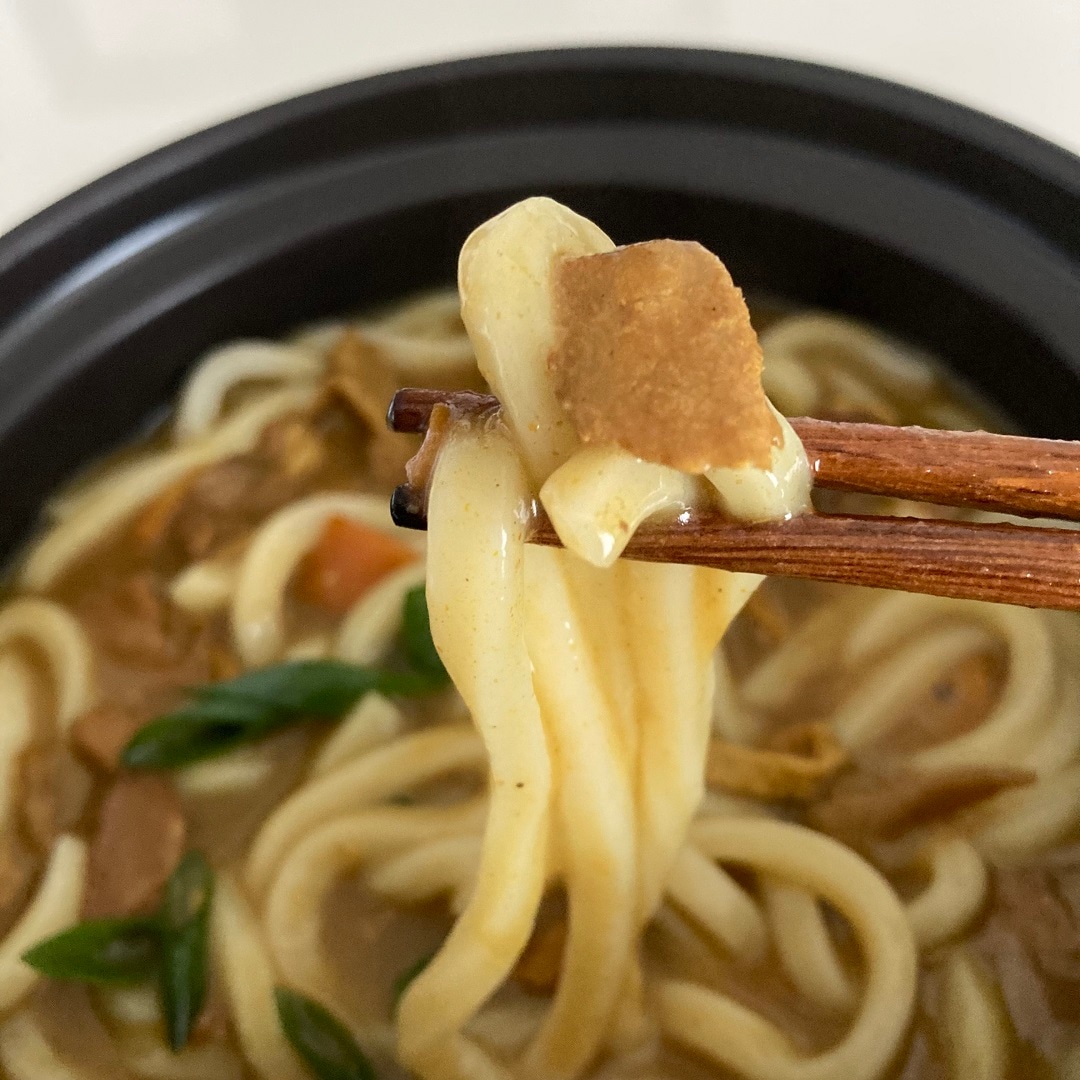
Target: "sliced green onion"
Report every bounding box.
[22,918,160,985]
[275,987,376,1080]
[159,852,214,1051]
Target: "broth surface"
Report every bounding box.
[0,277,1074,1080]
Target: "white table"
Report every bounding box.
[2,0,1078,235]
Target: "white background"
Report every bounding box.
[1,0,1079,236]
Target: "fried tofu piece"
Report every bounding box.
[549,240,781,473]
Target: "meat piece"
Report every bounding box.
[174,459,287,560]
[147,417,325,562]
[259,415,326,478]
[808,764,1035,843]
[324,330,419,488]
[513,919,567,994]
[706,723,848,801]
[81,572,192,668]
[325,331,398,428]
[83,775,186,919]
[70,705,148,772]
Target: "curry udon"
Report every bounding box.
[0,197,1075,1080]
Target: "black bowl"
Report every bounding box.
[1,47,1079,564]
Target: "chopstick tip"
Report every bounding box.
[390,484,428,530]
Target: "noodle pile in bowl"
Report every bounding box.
[0,197,1075,1080]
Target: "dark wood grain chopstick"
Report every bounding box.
[388,389,1080,521]
[386,388,1080,611]
[531,511,1080,611]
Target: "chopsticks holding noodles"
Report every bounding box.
[386,388,1080,612]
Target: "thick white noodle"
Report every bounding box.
[22,385,317,590]
[904,838,988,950]
[0,600,95,728]
[464,1000,548,1059]
[0,654,34,841]
[175,746,275,797]
[390,198,798,1080]
[290,321,346,356]
[265,803,488,1012]
[1019,674,1080,775]
[97,985,160,1026]
[540,446,697,567]
[712,651,763,745]
[521,545,641,1077]
[0,837,87,1014]
[118,1028,244,1080]
[308,693,406,777]
[762,881,856,1013]
[169,556,240,616]
[397,428,553,1080]
[974,761,1080,862]
[761,350,821,417]
[666,845,768,966]
[844,595,1055,767]
[760,314,937,400]
[282,634,332,661]
[173,341,323,440]
[231,492,422,667]
[246,725,485,897]
[354,290,475,375]
[705,408,812,523]
[366,835,484,908]
[659,818,917,1080]
[334,561,428,664]
[739,602,853,712]
[211,874,307,1080]
[937,948,1010,1080]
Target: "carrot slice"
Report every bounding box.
[295,515,417,614]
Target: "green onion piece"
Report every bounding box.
[391,952,433,1010]
[22,918,160,985]
[399,587,447,683]
[275,987,376,1080]
[124,584,450,771]
[159,852,214,1051]
[193,660,431,715]
[122,709,280,769]
[122,664,435,770]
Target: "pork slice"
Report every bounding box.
[83,774,186,919]
[80,572,191,668]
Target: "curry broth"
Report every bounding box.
[0,304,1075,1080]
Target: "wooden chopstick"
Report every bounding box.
[388,389,1080,521]
[386,388,1080,611]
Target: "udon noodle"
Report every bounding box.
[0,196,1076,1080]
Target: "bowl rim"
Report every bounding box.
[3,45,1080,330]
